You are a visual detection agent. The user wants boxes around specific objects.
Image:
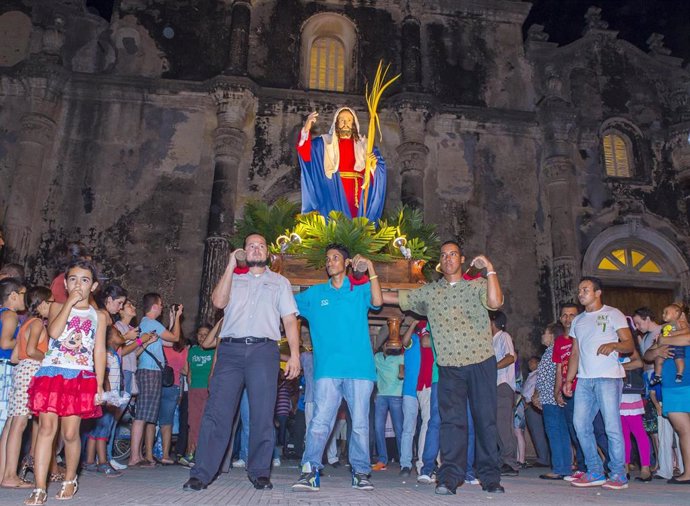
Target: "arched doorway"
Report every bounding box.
[582,220,690,317]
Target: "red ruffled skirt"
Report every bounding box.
[27,369,102,419]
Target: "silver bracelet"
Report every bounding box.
[486,271,497,276]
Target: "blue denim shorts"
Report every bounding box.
[88,409,115,440]
[158,385,180,426]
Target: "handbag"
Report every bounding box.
[622,367,645,395]
[142,347,175,387]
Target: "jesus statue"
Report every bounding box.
[296,107,386,223]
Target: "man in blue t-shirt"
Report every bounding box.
[129,292,182,468]
[292,244,382,492]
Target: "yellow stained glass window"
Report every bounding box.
[597,247,663,275]
[598,258,619,270]
[638,260,661,273]
[611,249,626,265]
[309,37,345,92]
[603,133,632,178]
[631,250,645,267]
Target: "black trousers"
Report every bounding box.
[437,356,501,487]
[175,391,189,456]
[190,340,279,484]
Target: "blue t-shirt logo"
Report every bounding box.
[320,299,329,306]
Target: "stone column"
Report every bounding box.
[543,155,579,308]
[198,82,255,325]
[397,142,428,209]
[401,16,422,91]
[197,236,231,326]
[3,64,66,264]
[226,0,251,75]
[3,114,57,261]
[396,102,429,209]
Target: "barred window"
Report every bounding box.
[602,132,633,178]
[301,13,356,93]
[309,37,345,92]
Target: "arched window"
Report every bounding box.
[309,37,345,92]
[602,131,633,178]
[596,246,662,274]
[301,13,357,93]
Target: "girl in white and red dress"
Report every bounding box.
[24,260,106,505]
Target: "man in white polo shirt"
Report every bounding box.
[564,277,634,490]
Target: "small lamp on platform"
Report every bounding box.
[393,236,412,259]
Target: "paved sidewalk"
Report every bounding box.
[1,460,688,505]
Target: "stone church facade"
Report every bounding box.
[1,1,688,351]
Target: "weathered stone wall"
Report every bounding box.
[2,0,689,353]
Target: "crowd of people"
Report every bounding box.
[1,233,689,503]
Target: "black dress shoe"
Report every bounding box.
[482,482,505,493]
[539,473,565,480]
[249,476,273,490]
[634,474,653,482]
[182,477,207,491]
[435,482,457,495]
[500,464,519,476]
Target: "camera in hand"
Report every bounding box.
[171,303,181,313]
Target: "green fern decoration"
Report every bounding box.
[382,205,440,262]
[232,198,300,250]
[286,211,397,269]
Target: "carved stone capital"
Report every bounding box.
[208,81,255,128]
[543,156,574,183]
[15,62,69,118]
[19,113,57,145]
[395,102,429,143]
[214,125,247,160]
[396,141,428,175]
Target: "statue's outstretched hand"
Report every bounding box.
[304,111,318,132]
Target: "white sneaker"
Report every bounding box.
[417,474,436,484]
[233,459,246,468]
[466,478,480,485]
[272,458,281,467]
[109,459,128,470]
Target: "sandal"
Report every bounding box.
[24,488,47,506]
[49,472,65,482]
[1,478,35,488]
[19,455,35,481]
[55,479,78,500]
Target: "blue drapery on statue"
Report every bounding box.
[299,136,387,223]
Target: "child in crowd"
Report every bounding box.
[619,348,652,481]
[183,323,218,467]
[84,326,126,477]
[25,260,106,505]
[650,302,687,385]
[0,277,26,482]
[1,287,51,489]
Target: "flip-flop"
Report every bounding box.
[1,479,34,489]
[131,460,156,468]
[667,477,690,484]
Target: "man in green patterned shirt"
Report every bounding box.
[383,240,504,495]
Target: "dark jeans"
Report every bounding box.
[175,391,189,456]
[564,394,610,471]
[190,340,279,484]
[437,357,501,488]
[525,405,550,466]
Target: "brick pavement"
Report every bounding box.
[1,460,688,505]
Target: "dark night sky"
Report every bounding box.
[525,0,690,64]
[87,1,690,64]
